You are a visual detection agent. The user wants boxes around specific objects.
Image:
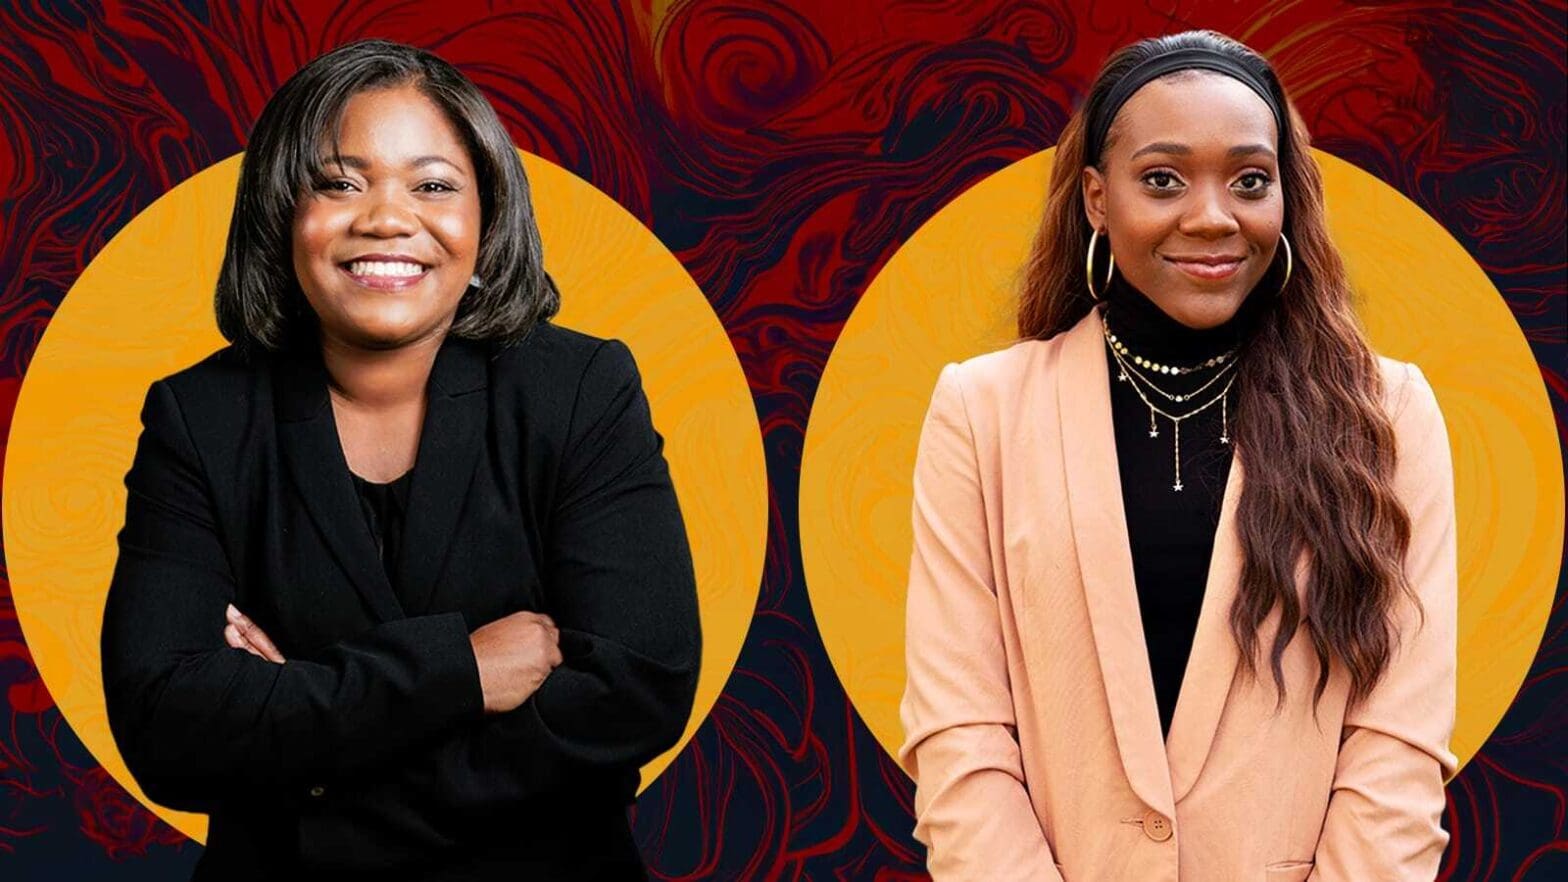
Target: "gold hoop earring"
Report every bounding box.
[1086,227,1115,301]
[1277,232,1292,293]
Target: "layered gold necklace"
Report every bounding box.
[1100,314,1239,492]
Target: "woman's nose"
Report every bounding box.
[1180,184,1241,237]
[351,191,419,238]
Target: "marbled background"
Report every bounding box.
[1,1,1563,879]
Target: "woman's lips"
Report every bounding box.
[339,260,429,291]
[1164,256,1243,281]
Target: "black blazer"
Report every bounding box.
[100,322,701,880]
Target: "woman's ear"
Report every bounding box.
[1081,165,1107,231]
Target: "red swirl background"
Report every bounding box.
[1,1,1564,878]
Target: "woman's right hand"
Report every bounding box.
[469,610,563,714]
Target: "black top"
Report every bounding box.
[1101,273,1267,738]
[352,469,414,595]
[101,325,698,880]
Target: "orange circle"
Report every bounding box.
[800,147,1562,775]
[4,152,768,842]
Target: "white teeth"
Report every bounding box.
[347,260,425,277]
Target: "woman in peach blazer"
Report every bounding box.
[898,31,1456,882]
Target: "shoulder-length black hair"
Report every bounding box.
[215,39,559,354]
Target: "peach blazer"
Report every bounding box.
[898,306,1457,882]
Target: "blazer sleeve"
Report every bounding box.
[1310,363,1458,881]
[405,339,702,807]
[897,364,1064,882]
[101,380,485,813]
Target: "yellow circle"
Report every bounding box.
[4,153,767,842]
[801,147,1562,776]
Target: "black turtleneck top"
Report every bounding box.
[1100,272,1267,738]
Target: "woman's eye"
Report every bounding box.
[417,181,457,193]
[1142,171,1181,190]
[1236,172,1273,195]
[314,179,355,193]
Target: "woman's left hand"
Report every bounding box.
[224,604,285,664]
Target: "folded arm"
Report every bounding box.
[400,339,703,809]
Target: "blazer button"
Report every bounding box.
[308,785,326,798]
[1142,809,1172,842]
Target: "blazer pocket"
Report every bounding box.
[1264,861,1313,882]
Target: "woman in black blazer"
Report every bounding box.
[99,40,700,880]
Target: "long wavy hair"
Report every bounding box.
[1020,30,1417,708]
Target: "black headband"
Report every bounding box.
[1086,47,1286,166]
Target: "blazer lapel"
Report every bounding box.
[1165,454,1243,802]
[273,345,405,624]
[395,336,489,616]
[1057,306,1176,819]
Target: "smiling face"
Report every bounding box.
[1082,71,1285,329]
[291,84,482,351]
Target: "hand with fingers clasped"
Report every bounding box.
[222,604,564,715]
[468,610,563,714]
[224,604,286,663]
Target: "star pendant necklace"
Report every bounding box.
[1101,315,1239,492]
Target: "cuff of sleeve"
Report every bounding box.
[426,611,485,723]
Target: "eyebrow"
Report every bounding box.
[321,154,464,172]
[1129,142,1277,162]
